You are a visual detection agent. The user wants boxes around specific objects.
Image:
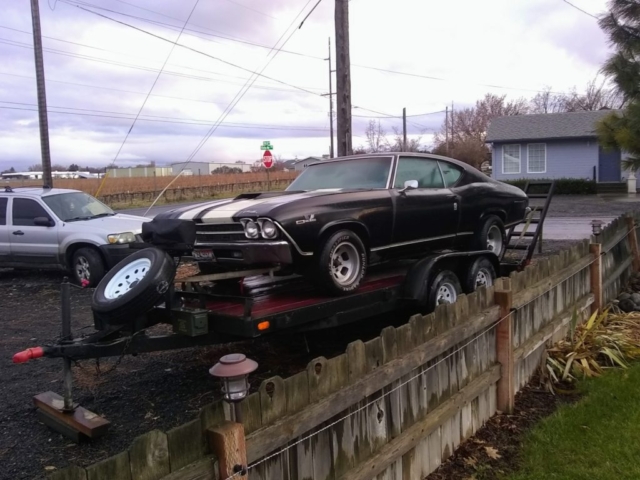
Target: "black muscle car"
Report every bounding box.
[151,153,529,294]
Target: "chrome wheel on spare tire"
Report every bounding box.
[315,230,367,295]
[92,247,176,325]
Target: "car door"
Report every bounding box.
[0,197,9,263]
[9,197,60,265]
[391,156,459,247]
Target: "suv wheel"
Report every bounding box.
[72,247,105,287]
[315,230,367,295]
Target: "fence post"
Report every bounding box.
[590,243,603,314]
[494,288,514,414]
[207,421,248,479]
[626,215,640,272]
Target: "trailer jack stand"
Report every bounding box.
[31,278,110,442]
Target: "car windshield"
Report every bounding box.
[286,157,393,191]
[43,192,115,222]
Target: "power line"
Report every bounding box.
[561,0,599,19]
[58,1,328,99]
[219,0,278,19]
[0,104,329,131]
[0,37,325,94]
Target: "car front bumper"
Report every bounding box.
[193,240,294,266]
[99,242,149,269]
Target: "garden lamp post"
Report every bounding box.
[592,219,604,240]
[210,353,258,424]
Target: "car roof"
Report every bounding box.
[1,187,82,198]
[305,152,475,171]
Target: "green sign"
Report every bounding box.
[260,140,273,150]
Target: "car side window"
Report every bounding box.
[394,157,444,189]
[439,161,463,187]
[0,198,7,226]
[12,198,52,227]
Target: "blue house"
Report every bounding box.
[486,110,625,184]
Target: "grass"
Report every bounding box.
[508,363,640,480]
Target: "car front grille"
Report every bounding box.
[195,222,245,245]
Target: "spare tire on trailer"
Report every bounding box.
[92,247,176,325]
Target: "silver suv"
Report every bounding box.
[0,186,150,286]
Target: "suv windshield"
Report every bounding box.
[43,192,114,222]
[287,157,392,191]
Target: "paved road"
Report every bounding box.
[120,202,616,241]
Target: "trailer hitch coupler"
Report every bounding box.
[13,347,45,363]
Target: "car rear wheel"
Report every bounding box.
[71,247,105,288]
[473,215,506,257]
[464,257,496,293]
[315,230,367,295]
[427,270,462,312]
[92,247,176,325]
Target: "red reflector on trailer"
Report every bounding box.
[257,321,270,331]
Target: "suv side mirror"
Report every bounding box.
[400,180,418,194]
[33,216,53,227]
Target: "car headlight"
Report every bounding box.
[243,220,260,239]
[107,232,136,244]
[260,219,278,239]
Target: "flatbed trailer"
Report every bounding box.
[14,250,519,362]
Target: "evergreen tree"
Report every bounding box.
[596,0,640,171]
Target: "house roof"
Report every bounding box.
[485,110,620,143]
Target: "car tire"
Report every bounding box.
[72,247,105,288]
[91,247,176,325]
[427,270,462,312]
[473,215,506,257]
[464,257,496,294]
[316,230,367,295]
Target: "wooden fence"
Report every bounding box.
[50,212,640,480]
[98,179,295,207]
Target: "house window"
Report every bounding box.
[527,143,546,173]
[502,145,521,174]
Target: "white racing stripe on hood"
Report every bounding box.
[178,199,235,220]
[199,197,279,223]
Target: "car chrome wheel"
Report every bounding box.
[103,258,152,299]
[75,256,91,281]
[331,242,361,287]
[486,225,503,255]
[437,282,458,305]
[475,268,493,289]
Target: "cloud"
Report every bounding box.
[0,0,614,172]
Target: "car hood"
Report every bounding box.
[159,189,349,223]
[67,213,150,233]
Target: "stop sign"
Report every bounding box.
[262,150,273,169]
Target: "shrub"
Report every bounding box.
[503,178,597,195]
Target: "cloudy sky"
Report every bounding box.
[0,0,613,171]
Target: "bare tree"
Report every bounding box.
[389,127,423,152]
[561,79,625,111]
[28,164,42,172]
[530,86,566,114]
[364,120,389,153]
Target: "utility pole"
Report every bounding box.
[322,38,335,159]
[335,0,352,157]
[450,101,454,155]
[29,0,53,188]
[445,106,449,155]
[402,108,407,152]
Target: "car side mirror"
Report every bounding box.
[400,180,418,194]
[34,216,54,227]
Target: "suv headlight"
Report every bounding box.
[107,232,136,244]
[259,219,278,239]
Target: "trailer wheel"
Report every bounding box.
[464,257,496,293]
[91,247,176,325]
[427,270,462,312]
[473,215,506,257]
[315,230,367,295]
